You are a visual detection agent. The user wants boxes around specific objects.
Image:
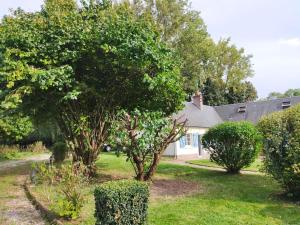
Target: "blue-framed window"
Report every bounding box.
[179,133,200,148]
[192,133,199,147]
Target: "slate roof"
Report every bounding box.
[175,102,223,128]
[179,96,300,128]
[214,96,300,124]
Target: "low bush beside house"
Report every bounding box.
[94,180,149,225]
[202,121,262,174]
[258,104,300,198]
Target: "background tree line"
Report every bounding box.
[265,88,300,100]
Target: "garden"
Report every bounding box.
[0,0,300,225]
[24,152,300,225]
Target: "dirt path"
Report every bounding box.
[0,154,50,225]
[0,153,50,172]
[169,160,263,175]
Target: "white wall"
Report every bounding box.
[164,142,176,156]
[163,127,210,158]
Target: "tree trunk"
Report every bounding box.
[144,153,160,181]
[134,156,146,181]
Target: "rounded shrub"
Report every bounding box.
[52,141,68,163]
[202,121,262,174]
[258,104,300,198]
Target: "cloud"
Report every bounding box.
[278,38,300,47]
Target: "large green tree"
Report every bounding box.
[132,0,215,93]
[0,0,185,173]
[202,39,257,105]
[131,1,257,104]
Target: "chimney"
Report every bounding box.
[192,91,203,110]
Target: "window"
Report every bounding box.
[238,105,246,113]
[179,133,199,148]
[186,134,192,146]
[282,101,291,109]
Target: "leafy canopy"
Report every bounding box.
[0,0,185,170]
[202,39,257,105]
[112,109,186,181]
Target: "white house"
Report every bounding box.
[164,92,300,159]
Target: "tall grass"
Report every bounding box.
[0,142,48,161]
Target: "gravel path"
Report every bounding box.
[0,154,50,225]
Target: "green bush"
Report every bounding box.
[50,162,88,219]
[52,142,67,162]
[94,180,149,225]
[202,121,262,173]
[258,104,300,197]
[32,162,88,219]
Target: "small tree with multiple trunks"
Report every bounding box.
[113,110,187,181]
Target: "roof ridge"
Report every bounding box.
[213,96,300,108]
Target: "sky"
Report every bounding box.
[1,0,300,98]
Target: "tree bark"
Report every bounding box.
[144,152,160,181]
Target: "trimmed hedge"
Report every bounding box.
[94,180,149,225]
[258,104,300,197]
[202,121,262,173]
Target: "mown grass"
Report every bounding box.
[188,158,263,172]
[31,153,300,225]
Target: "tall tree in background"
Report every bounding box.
[0,0,185,174]
[131,1,257,104]
[132,0,215,93]
[202,39,257,105]
[201,78,226,106]
[226,81,257,104]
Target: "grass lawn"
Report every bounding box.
[188,158,263,172]
[30,153,300,225]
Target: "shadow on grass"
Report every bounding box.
[157,163,287,204]
[152,163,300,225]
